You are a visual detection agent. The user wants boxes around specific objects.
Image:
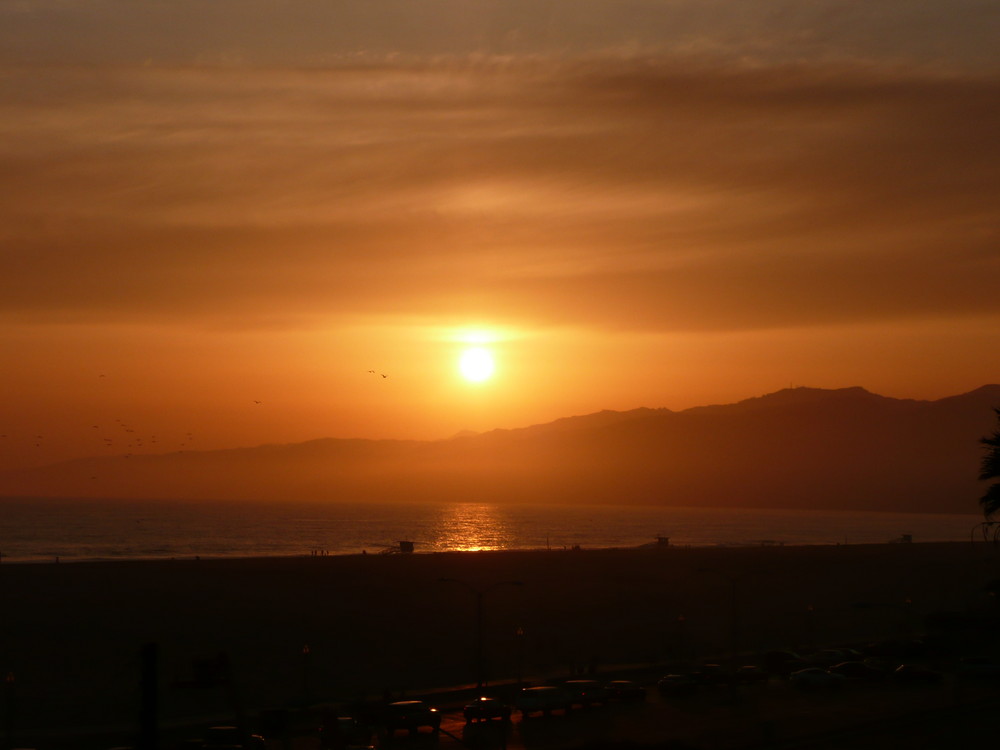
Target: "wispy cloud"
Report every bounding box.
[2,56,997,333]
[2,1,998,71]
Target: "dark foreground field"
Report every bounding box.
[2,541,1000,747]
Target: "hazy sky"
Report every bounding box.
[2,0,999,471]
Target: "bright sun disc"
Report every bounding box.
[459,347,495,382]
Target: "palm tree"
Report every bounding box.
[980,408,1000,519]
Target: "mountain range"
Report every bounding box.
[2,385,998,514]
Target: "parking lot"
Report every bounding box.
[306,664,1000,750]
[12,652,1000,750]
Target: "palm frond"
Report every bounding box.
[980,483,1000,520]
[980,408,1000,482]
[983,452,1000,482]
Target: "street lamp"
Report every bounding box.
[439,578,523,689]
[674,615,688,661]
[4,671,15,750]
[300,644,312,707]
[515,626,525,688]
[696,568,740,685]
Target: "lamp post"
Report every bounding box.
[439,578,523,690]
[300,644,312,707]
[4,671,15,750]
[139,643,158,750]
[804,604,816,649]
[675,615,688,661]
[515,626,525,688]
[696,568,740,689]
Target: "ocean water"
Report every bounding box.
[0,497,985,563]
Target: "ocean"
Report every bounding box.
[0,497,985,563]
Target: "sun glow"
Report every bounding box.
[435,503,509,552]
[459,347,495,382]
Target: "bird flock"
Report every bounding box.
[1,367,390,471]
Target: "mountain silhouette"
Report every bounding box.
[2,385,997,514]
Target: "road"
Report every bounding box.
[12,664,1000,749]
[311,673,1000,750]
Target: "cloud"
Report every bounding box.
[2,0,998,71]
[1,57,998,332]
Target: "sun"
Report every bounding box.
[458,347,495,382]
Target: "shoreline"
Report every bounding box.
[0,496,986,566]
[0,537,973,566]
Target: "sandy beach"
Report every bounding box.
[2,542,1000,741]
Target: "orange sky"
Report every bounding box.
[1,1,999,472]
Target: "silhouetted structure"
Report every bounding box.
[380,540,415,554]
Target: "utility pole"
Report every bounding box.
[439,579,524,689]
[139,643,158,750]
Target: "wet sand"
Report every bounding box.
[1,542,999,737]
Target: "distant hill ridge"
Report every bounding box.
[2,385,998,514]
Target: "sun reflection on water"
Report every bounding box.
[434,503,510,552]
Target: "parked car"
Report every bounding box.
[955,656,1000,678]
[828,661,886,681]
[201,725,267,749]
[563,679,609,708]
[319,715,373,750]
[762,650,807,676]
[790,668,846,689]
[892,663,944,683]
[860,656,896,672]
[861,638,927,660]
[515,686,573,717]
[693,663,729,686]
[657,673,700,698]
[381,700,441,735]
[463,696,512,723]
[605,679,647,702]
[735,665,769,684]
[807,648,863,667]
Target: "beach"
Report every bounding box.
[2,542,999,743]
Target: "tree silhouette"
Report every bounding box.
[980,407,1000,519]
